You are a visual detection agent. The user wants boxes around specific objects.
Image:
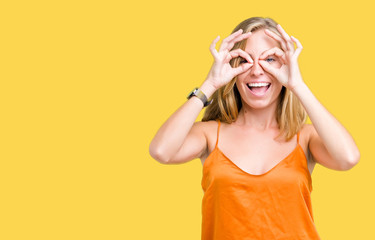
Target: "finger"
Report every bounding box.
[259,60,278,77]
[219,29,243,52]
[209,36,220,59]
[291,36,303,58]
[264,29,287,51]
[225,32,252,51]
[232,63,252,76]
[259,47,286,65]
[224,49,253,64]
[276,24,294,51]
[259,47,284,60]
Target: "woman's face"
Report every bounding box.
[236,28,284,110]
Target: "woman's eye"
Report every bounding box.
[266,57,275,62]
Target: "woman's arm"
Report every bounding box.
[259,25,360,171]
[149,29,253,164]
[149,81,215,164]
[292,82,360,170]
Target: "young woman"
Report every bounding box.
[149,17,360,239]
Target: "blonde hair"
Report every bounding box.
[202,17,307,141]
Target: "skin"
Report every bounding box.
[235,29,284,126]
[149,24,360,176]
[199,29,311,175]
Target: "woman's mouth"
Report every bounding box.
[246,82,271,97]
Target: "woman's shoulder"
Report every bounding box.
[193,119,219,133]
[193,120,221,160]
[299,123,316,157]
[299,123,313,141]
[299,123,317,174]
[193,120,220,143]
[300,123,314,139]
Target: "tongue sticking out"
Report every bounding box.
[250,86,269,94]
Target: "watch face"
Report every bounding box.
[187,88,198,99]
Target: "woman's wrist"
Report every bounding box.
[290,81,309,99]
[199,79,218,99]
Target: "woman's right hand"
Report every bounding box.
[204,29,253,90]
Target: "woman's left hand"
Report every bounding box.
[258,25,304,92]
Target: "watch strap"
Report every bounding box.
[187,88,213,107]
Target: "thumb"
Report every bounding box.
[259,60,278,77]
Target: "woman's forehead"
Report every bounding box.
[244,30,280,56]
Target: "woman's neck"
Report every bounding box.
[234,103,279,131]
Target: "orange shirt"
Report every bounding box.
[201,120,321,239]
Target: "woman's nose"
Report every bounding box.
[250,60,264,76]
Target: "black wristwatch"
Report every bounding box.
[187,87,213,107]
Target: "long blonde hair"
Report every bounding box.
[202,17,307,141]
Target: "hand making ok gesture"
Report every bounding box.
[205,29,254,90]
[258,24,304,92]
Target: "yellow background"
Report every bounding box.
[0,0,373,239]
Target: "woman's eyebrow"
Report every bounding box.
[261,49,273,55]
[244,51,275,58]
[260,50,277,58]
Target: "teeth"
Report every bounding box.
[247,82,270,87]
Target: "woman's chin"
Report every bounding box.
[240,96,281,110]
